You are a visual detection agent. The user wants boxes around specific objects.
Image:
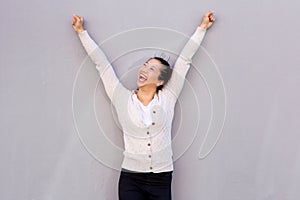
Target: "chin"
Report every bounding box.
[137,83,145,88]
[137,80,146,88]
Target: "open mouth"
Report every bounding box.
[138,73,148,82]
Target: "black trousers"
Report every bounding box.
[118,170,173,200]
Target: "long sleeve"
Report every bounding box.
[78,30,129,104]
[164,27,206,98]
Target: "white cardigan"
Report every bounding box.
[78,27,206,173]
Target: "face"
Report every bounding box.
[137,59,164,88]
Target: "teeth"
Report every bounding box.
[140,74,147,79]
[139,73,147,82]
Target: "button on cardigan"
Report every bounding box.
[78,27,206,173]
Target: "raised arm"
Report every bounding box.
[72,15,128,104]
[164,11,215,98]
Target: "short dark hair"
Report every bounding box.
[148,57,172,91]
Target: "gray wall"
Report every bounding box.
[1,0,300,199]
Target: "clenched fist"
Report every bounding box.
[72,14,85,34]
[200,11,216,30]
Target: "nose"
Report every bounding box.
[140,65,149,74]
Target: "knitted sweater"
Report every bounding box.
[78,27,206,173]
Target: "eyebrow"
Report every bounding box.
[145,62,159,70]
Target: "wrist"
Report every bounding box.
[76,28,85,34]
[199,24,208,31]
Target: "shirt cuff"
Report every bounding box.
[78,30,98,54]
[191,26,207,45]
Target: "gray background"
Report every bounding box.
[1,0,300,199]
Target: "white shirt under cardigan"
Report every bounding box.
[78,27,206,173]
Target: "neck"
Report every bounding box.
[137,85,157,106]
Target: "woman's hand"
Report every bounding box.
[72,14,85,34]
[200,11,216,30]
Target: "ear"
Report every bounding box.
[157,80,164,86]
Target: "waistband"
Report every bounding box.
[121,168,173,174]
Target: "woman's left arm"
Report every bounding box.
[164,11,215,98]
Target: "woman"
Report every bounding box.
[72,11,215,200]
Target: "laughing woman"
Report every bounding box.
[72,11,215,200]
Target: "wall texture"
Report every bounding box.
[1,0,300,199]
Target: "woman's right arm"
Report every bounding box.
[72,15,128,102]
